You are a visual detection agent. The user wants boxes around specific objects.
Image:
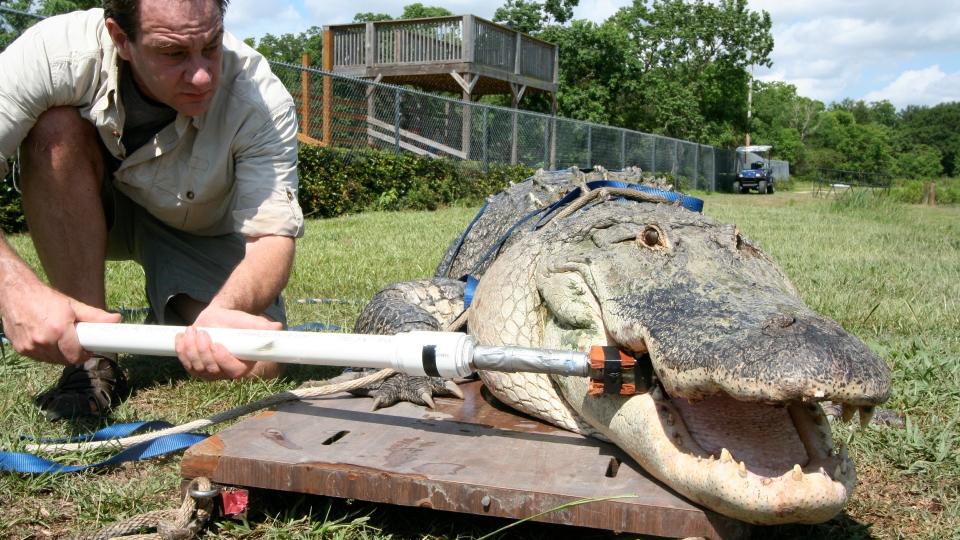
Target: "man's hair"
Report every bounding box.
[103,0,230,41]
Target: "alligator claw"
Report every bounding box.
[352,372,463,410]
[444,380,464,399]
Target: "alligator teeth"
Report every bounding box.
[720,448,733,463]
[841,403,857,423]
[792,464,803,481]
[838,443,849,461]
[834,465,842,479]
[738,461,747,478]
[859,406,875,428]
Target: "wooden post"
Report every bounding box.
[322,29,334,147]
[549,94,557,170]
[300,53,311,136]
[462,88,473,160]
[462,15,475,63]
[923,182,937,206]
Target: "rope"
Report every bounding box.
[548,187,674,224]
[78,477,213,540]
[26,369,397,455]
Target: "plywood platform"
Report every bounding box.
[181,382,750,539]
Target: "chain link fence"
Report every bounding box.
[1,7,789,196]
[273,61,789,192]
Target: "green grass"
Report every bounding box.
[0,192,957,539]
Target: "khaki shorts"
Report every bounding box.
[103,181,287,327]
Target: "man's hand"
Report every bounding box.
[0,281,121,365]
[174,306,282,380]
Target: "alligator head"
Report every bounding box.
[466,197,890,525]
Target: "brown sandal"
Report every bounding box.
[33,355,130,421]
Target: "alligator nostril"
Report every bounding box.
[765,314,796,329]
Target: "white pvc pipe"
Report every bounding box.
[75,323,476,378]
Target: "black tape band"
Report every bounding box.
[422,345,440,377]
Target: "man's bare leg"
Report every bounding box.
[19,107,128,420]
[19,106,108,309]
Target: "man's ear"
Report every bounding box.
[105,18,133,61]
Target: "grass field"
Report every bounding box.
[0,188,957,539]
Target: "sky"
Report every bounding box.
[224,0,960,110]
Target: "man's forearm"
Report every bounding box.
[0,235,43,314]
[208,235,295,316]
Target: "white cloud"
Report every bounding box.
[863,65,960,107]
[751,0,960,106]
[225,0,307,39]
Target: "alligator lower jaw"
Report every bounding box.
[565,380,857,525]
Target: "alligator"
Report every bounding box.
[352,167,891,525]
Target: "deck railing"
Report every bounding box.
[328,15,557,85]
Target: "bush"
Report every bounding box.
[1,160,25,233]
[888,178,960,205]
[296,145,533,218]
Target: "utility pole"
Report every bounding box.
[745,64,753,147]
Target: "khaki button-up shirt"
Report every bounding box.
[0,8,304,238]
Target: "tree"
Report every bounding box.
[547,0,773,142]
[245,26,323,65]
[539,19,637,124]
[1,0,43,51]
[894,144,943,178]
[353,12,394,22]
[808,110,894,173]
[898,102,960,176]
[400,3,452,19]
[494,0,545,33]
[493,0,579,33]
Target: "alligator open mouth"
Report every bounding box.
[563,330,883,525]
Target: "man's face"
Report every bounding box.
[107,0,223,117]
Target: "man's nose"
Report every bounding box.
[185,56,214,89]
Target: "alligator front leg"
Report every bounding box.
[351,279,467,410]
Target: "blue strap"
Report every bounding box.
[19,420,176,444]
[467,204,553,276]
[2,420,207,474]
[463,275,480,309]
[442,201,489,275]
[0,432,207,474]
[583,180,704,213]
[289,321,341,332]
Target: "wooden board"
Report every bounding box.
[181,382,750,539]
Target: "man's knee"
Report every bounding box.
[22,106,101,164]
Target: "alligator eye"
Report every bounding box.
[641,227,663,248]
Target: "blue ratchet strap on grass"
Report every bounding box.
[19,420,176,444]
[1,421,208,474]
[289,321,342,332]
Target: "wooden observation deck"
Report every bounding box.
[324,15,558,108]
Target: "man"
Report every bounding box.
[0,0,304,420]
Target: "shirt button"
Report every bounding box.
[186,191,195,200]
[286,189,294,201]
[111,130,120,137]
